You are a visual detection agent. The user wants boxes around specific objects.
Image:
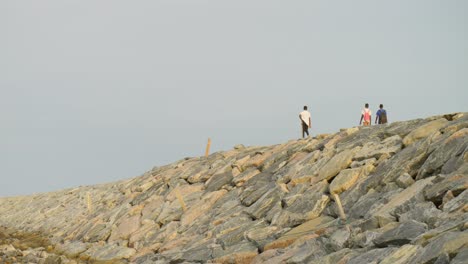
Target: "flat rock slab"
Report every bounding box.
[374,220,427,247]
[412,231,468,264]
[330,167,363,195]
[379,244,422,264]
[317,148,359,182]
[373,176,435,227]
[403,118,448,146]
[81,243,136,261]
[264,216,334,250]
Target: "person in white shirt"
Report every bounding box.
[359,103,372,126]
[299,106,312,138]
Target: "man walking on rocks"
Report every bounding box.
[299,106,312,138]
[375,104,388,124]
[360,103,372,126]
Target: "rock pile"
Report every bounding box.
[0,113,467,264]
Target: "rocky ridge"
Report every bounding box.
[0,113,467,264]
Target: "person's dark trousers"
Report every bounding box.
[302,121,309,138]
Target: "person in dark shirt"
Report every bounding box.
[375,104,388,124]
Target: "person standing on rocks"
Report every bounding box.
[299,106,312,138]
[360,103,372,126]
[375,104,388,124]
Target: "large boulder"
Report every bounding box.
[417,128,468,179]
[373,220,427,247]
[372,176,436,226]
[316,147,360,182]
[402,118,448,146]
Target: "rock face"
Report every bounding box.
[0,112,467,264]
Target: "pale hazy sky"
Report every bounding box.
[1,1,467,196]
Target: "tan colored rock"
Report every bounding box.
[330,168,363,195]
[373,176,435,227]
[141,196,164,220]
[232,155,251,171]
[166,184,204,202]
[317,148,359,182]
[213,251,258,264]
[181,190,227,227]
[109,215,141,241]
[403,118,448,146]
[345,127,359,136]
[380,245,421,264]
[233,168,261,187]
[263,216,334,250]
[129,222,160,249]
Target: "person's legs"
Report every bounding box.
[302,122,309,138]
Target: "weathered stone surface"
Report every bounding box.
[327,228,351,251]
[81,243,136,261]
[109,215,141,241]
[180,190,227,227]
[398,202,443,228]
[308,248,355,264]
[403,118,448,146]
[374,220,427,247]
[284,237,328,263]
[379,244,422,264]
[346,248,396,264]
[451,248,468,264]
[443,189,468,213]
[417,128,468,179]
[55,241,89,258]
[264,216,334,250]
[212,243,258,263]
[245,188,282,220]
[372,176,436,227]
[425,173,468,204]
[317,148,359,182]
[412,231,468,264]
[205,171,233,192]
[330,167,363,194]
[354,135,402,161]
[232,168,261,187]
[361,137,433,192]
[396,173,415,188]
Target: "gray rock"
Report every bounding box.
[443,189,468,213]
[398,202,443,228]
[412,231,468,264]
[417,128,468,179]
[347,248,397,264]
[434,253,450,264]
[451,248,468,264]
[374,220,427,247]
[317,148,359,182]
[396,173,415,188]
[285,237,328,264]
[205,171,233,192]
[424,173,468,205]
[327,228,351,251]
[402,118,448,147]
[354,135,403,161]
[245,187,283,220]
[360,137,433,192]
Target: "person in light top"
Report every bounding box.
[360,103,372,126]
[299,106,312,138]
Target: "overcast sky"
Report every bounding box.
[1,1,467,197]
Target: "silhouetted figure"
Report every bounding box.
[375,104,388,124]
[360,103,372,126]
[299,106,311,138]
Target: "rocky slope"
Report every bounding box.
[0,113,467,264]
